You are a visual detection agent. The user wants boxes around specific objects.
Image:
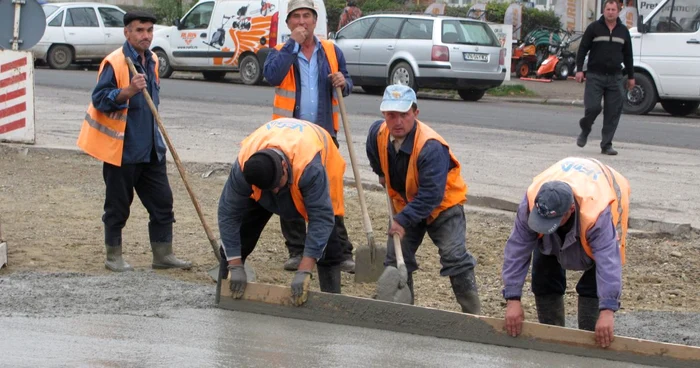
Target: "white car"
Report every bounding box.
[33,2,165,69]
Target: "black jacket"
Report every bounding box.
[576,16,634,79]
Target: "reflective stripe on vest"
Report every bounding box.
[237,118,346,219]
[76,47,159,167]
[272,40,340,131]
[376,120,468,223]
[526,157,630,264]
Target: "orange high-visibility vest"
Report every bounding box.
[237,118,346,218]
[76,47,159,167]
[527,157,631,264]
[272,40,340,132]
[377,120,467,223]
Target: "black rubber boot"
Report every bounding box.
[449,270,481,315]
[151,242,192,270]
[317,265,341,294]
[406,272,415,305]
[105,245,133,272]
[535,294,566,326]
[577,296,600,331]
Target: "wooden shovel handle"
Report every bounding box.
[384,187,405,267]
[335,87,376,250]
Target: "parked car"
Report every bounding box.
[331,14,506,101]
[33,2,165,69]
[150,0,328,84]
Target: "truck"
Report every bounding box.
[150,0,328,85]
[623,0,700,116]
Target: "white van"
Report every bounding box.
[623,0,700,116]
[150,0,328,85]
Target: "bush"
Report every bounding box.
[136,0,194,25]
[479,2,562,41]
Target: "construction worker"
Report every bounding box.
[365,84,481,315]
[501,157,630,348]
[76,11,191,272]
[263,0,355,273]
[218,118,347,305]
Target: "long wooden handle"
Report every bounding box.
[126,57,220,261]
[384,187,404,267]
[335,87,376,250]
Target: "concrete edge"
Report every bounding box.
[216,289,699,368]
[163,74,583,107]
[2,143,697,236]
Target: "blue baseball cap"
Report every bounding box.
[380,84,417,113]
[528,181,575,234]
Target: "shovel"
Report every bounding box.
[335,87,386,283]
[375,186,412,304]
[125,57,221,266]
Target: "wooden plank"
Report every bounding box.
[218,282,700,368]
[0,242,7,270]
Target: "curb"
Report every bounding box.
[165,73,585,108]
[3,143,696,236]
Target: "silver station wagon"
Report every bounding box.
[332,14,506,101]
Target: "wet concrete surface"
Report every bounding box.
[1,272,696,367]
[1,308,656,368]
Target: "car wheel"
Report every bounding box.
[202,71,227,82]
[155,50,173,79]
[660,100,700,117]
[554,61,570,80]
[390,62,417,91]
[361,85,385,95]
[623,73,656,115]
[240,54,263,85]
[47,45,73,70]
[458,89,486,102]
[515,60,530,78]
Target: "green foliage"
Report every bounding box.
[520,7,562,38]
[485,84,537,97]
[139,0,194,25]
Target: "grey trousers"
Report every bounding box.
[579,72,626,150]
[384,205,477,277]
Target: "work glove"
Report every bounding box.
[290,270,312,306]
[397,263,408,289]
[228,264,247,299]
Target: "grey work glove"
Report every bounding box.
[228,264,247,299]
[290,270,312,306]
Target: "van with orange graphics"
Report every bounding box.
[150,0,328,85]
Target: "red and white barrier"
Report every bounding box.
[0,50,35,144]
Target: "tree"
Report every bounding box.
[144,0,193,25]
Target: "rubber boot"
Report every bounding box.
[317,265,341,294]
[535,294,566,327]
[105,245,133,272]
[406,272,415,305]
[449,270,481,315]
[577,296,600,331]
[284,254,302,271]
[151,242,192,270]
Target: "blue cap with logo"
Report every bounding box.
[528,181,575,234]
[380,84,417,112]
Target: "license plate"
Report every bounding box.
[463,52,488,62]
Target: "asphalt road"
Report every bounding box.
[34,69,700,150]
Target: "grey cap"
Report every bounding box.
[286,0,317,21]
[527,181,575,234]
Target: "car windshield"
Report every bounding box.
[442,20,500,47]
[43,4,59,18]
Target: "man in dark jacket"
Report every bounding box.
[575,0,635,156]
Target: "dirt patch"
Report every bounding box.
[1,145,699,321]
